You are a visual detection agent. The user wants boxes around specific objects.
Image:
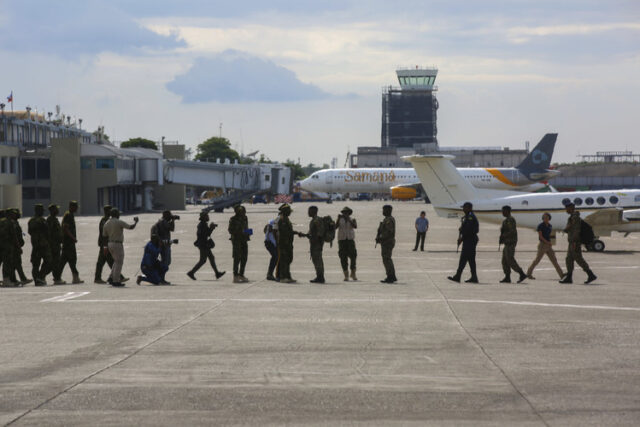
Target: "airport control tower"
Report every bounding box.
[381,67,439,148]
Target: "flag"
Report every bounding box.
[7,91,12,103]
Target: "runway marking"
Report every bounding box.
[41,292,90,302]
[63,297,640,312]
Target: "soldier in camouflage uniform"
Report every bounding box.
[60,201,84,284]
[302,205,325,283]
[0,209,19,286]
[228,205,250,283]
[560,203,597,284]
[10,209,32,285]
[276,204,296,283]
[499,206,527,283]
[47,204,66,285]
[28,204,52,286]
[94,205,114,284]
[376,204,397,283]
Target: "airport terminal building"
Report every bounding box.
[0,110,186,215]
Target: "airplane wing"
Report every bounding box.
[583,208,624,227]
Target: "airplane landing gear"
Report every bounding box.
[589,239,605,252]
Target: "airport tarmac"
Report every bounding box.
[1,201,639,426]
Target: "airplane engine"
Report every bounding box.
[391,186,418,200]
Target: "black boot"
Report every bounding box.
[447,275,461,283]
[559,273,573,284]
[465,277,479,283]
[584,271,597,284]
[517,272,527,283]
[499,275,511,283]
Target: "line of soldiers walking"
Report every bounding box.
[1,200,599,288]
[448,201,598,285]
[186,203,398,285]
[1,202,83,287]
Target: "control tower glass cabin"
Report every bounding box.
[381,67,439,148]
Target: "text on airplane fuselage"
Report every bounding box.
[342,170,397,183]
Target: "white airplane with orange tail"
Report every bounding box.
[299,134,559,199]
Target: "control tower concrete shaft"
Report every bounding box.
[381,67,439,148]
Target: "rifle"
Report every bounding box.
[375,222,382,248]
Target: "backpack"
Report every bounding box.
[321,215,336,244]
[580,219,595,246]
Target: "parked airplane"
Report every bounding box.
[406,154,640,252]
[299,134,559,199]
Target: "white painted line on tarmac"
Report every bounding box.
[41,292,90,302]
[448,299,640,312]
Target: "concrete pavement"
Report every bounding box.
[1,201,639,425]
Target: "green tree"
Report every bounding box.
[195,137,240,162]
[284,159,306,180]
[121,137,158,150]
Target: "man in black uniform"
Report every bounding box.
[188,211,225,280]
[60,201,84,284]
[448,202,479,283]
[153,210,177,279]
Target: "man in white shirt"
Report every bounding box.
[102,208,138,287]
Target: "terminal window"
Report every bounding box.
[0,157,5,173]
[22,158,36,179]
[96,158,115,169]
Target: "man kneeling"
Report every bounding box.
[136,235,168,285]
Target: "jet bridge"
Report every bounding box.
[163,159,292,208]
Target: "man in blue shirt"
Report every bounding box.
[413,211,429,251]
[136,235,168,285]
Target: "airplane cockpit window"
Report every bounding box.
[574,197,583,206]
[312,174,319,179]
[609,195,619,204]
[597,197,606,205]
[585,197,594,205]
[562,198,571,206]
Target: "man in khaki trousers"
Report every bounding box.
[526,212,564,279]
[103,208,138,287]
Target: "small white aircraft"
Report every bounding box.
[405,154,640,252]
[299,134,559,199]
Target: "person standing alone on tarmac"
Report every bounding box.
[526,213,564,280]
[413,211,429,251]
[28,204,52,286]
[47,204,65,285]
[95,205,115,284]
[188,211,225,281]
[560,203,597,284]
[448,202,479,283]
[377,204,397,283]
[60,201,84,284]
[336,206,357,281]
[103,208,138,287]
[277,204,296,283]
[302,205,325,284]
[499,205,527,284]
[228,205,250,283]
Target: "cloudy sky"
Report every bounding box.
[1,0,639,165]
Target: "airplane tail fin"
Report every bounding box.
[405,155,479,206]
[517,133,557,178]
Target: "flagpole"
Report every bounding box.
[10,91,13,114]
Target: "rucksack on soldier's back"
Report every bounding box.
[321,215,336,245]
[580,219,595,246]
